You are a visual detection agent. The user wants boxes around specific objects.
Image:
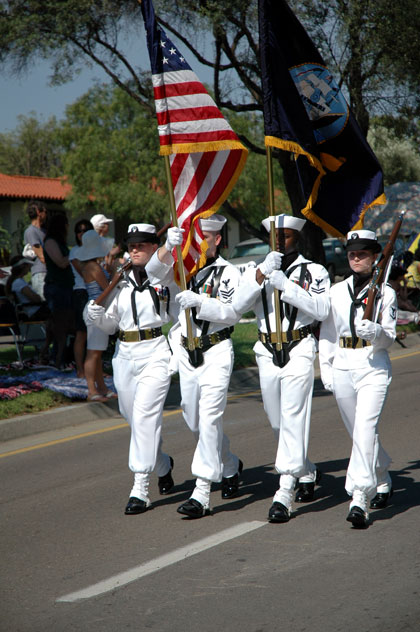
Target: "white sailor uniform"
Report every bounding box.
[87,269,177,501]
[233,254,330,509]
[146,253,241,506]
[318,277,397,500]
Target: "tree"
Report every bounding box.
[368,123,420,186]
[0,113,63,176]
[1,1,418,254]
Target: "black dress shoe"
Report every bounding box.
[177,498,211,519]
[221,459,243,499]
[158,457,174,495]
[346,505,369,528]
[268,502,290,523]
[124,497,151,515]
[295,468,322,503]
[370,488,393,509]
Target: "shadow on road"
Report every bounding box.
[149,458,420,523]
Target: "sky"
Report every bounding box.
[0,31,213,135]
[0,61,111,134]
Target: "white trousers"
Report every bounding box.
[112,339,172,476]
[333,364,392,499]
[178,339,239,482]
[257,346,316,480]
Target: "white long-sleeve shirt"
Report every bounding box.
[146,252,242,337]
[318,277,397,389]
[90,269,178,334]
[233,254,330,360]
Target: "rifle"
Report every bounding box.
[94,221,171,306]
[363,211,405,321]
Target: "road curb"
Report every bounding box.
[1,332,419,443]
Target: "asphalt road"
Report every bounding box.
[1,348,420,632]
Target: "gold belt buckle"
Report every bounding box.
[120,330,139,342]
[209,332,220,345]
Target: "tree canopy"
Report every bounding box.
[0,0,418,248]
[0,114,64,177]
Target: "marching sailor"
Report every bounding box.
[146,214,243,518]
[233,214,330,523]
[319,229,397,528]
[86,224,177,515]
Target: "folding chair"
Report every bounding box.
[0,297,24,363]
[15,304,48,358]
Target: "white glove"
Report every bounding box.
[323,382,334,393]
[175,290,203,310]
[355,319,381,342]
[165,227,184,251]
[85,300,105,325]
[269,269,287,291]
[258,251,283,277]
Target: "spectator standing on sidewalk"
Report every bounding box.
[69,219,94,377]
[43,212,75,369]
[23,200,48,299]
[78,230,116,402]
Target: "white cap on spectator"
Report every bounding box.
[90,213,113,230]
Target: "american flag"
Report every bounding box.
[140,0,247,281]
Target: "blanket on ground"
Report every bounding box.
[0,366,116,401]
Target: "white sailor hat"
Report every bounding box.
[199,214,227,232]
[345,229,381,253]
[261,214,306,232]
[125,223,159,244]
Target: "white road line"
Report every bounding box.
[57,520,266,603]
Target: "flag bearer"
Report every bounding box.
[146,215,243,519]
[233,214,330,523]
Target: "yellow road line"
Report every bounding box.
[0,391,262,459]
[390,350,420,361]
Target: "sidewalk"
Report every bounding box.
[1,332,419,443]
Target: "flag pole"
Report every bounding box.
[266,146,283,352]
[163,155,195,352]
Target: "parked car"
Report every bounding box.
[228,238,270,274]
[323,238,351,282]
[228,235,351,282]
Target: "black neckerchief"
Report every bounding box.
[128,265,160,325]
[132,266,147,287]
[347,274,370,348]
[281,250,299,271]
[352,272,371,295]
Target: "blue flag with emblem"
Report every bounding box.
[258,0,386,237]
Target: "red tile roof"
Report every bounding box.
[0,173,72,200]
